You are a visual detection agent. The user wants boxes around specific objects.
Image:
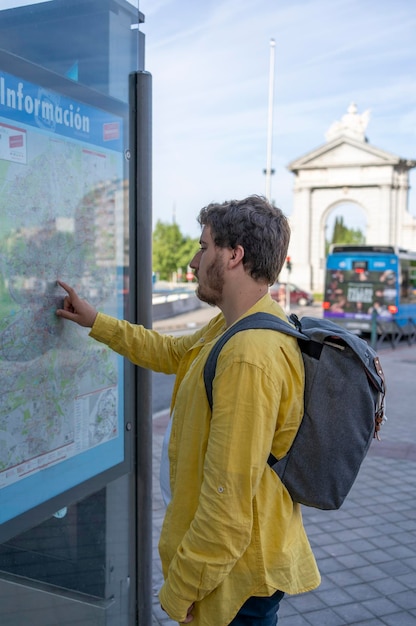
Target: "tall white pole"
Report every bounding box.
[265,38,275,202]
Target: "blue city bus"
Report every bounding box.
[323,245,416,334]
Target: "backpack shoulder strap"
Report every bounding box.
[203,312,304,410]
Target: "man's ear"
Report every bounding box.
[229,245,244,268]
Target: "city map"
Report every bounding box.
[0,69,125,522]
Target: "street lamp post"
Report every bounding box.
[264,38,276,202]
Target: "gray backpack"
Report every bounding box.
[204,312,386,510]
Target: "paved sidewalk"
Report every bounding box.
[151,306,416,625]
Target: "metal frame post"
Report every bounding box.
[128,70,153,625]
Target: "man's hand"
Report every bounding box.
[56,280,98,328]
[181,604,194,623]
[161,603,194,624]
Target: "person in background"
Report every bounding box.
[56,195,320,626]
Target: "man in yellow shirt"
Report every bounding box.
[57,195,320,625]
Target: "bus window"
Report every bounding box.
[400,260,416,303]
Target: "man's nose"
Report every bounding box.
[189,251,200,269]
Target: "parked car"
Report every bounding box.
[270,282,314,306]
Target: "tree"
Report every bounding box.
[152,221,199,281]
[326,216,365,254]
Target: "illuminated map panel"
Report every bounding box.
[0,57,127,525]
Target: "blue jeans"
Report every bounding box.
[228,590,284,625]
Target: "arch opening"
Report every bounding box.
[324,202,367,251]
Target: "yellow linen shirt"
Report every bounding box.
[90,294,320,626]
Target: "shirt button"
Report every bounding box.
[218,486,224,493]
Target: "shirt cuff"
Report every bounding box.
[159,583,192,624]
[89,312,119,345]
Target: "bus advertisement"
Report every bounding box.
[323,245,416,334]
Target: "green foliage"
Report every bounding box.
[326,216,365,255]
[152,221,199,281]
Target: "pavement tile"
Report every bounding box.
[332,601,374,623]
[306,532,340,547]
[391,590,416,611]
[343,583,380,602]
[381,510,413,523]
[337,553,374,569]
[321,542,354,558]
[310,587,354,607]
[395,570,416,590]
[382,612,416,626]
[374,521,406,535]
[326,569,368,587]
[311,519,347,533]
[377,558,413,578]
[361,596,401,618]
[338,516,376,531]
[384,543,416,560]
[368,534,400,549]
[369,576,409,596]
[397,520,416,531]
[309,557,345,575]
[333,528,371,542]
[359,548,397,565]
[354,524,391,539]
[303,607,346,626]
[350,564,392,583]
[365,502,397,514]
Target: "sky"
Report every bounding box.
[137,0,416,238]
[2,0,416,239]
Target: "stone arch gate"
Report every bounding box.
[286,104,416,293]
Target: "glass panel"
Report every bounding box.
[0,489,107,598]
[0,2,139,624]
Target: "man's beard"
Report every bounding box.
[195,253,224,307]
